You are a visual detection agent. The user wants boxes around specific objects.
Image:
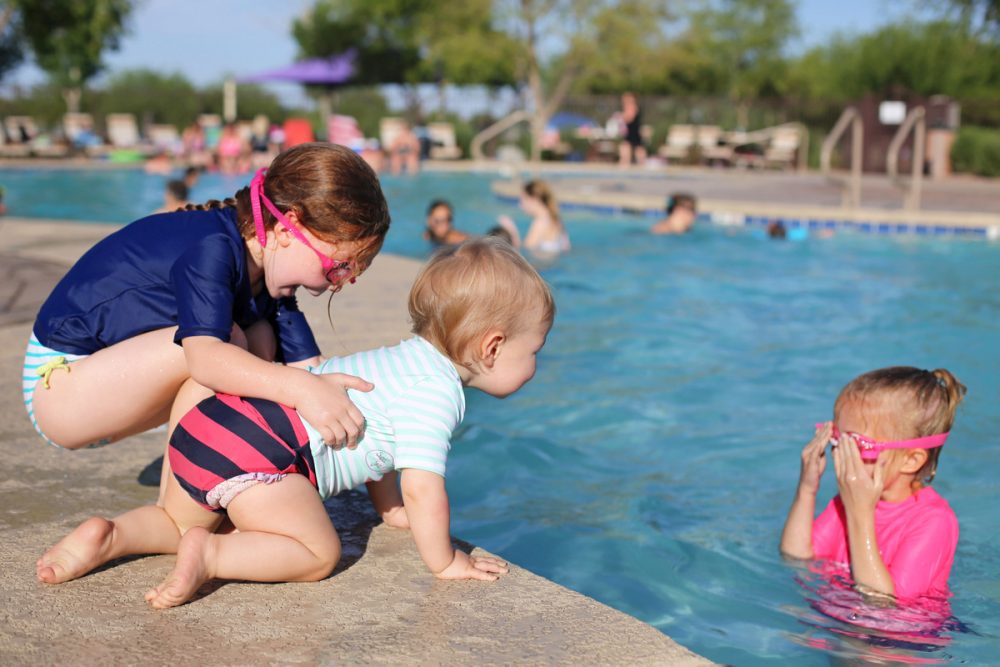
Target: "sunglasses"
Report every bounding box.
[816,423,949,461]
[250,168,357,289]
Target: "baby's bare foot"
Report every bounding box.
[145,527,213,609]
[36,517,115,584]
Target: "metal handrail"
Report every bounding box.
[820,107,863,208]
[886,107,926,211]
[470,110,532,161]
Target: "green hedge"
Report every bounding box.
[951,126,1000,178]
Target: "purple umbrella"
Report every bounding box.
[238,50,357,86]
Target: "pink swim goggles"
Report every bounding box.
[816,423,949,461]
[250,168,356,288]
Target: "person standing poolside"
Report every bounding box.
[781,366,965,600]
[501,180,569,257]
[618,92,647,167]
[650,193,697,235]
[24,144,390,498]
[37,238,556,609]
[423,199,470,246]
[387,121,421,176]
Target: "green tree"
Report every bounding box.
[15,0,134,112]
[497,0,673,160]
[685,0,798,128]
[928,0,1000,37]
[199,81,289,125]
[89,69,200,129]
[0,2,25,82]
[293,0,517,123]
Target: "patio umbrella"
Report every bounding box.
[237,50,357,86]
[546,112,599,131]
[230,50,358,124]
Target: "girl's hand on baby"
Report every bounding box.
[833,432,885,516]
[434,549,509,581]
[297,373,373,450]
[798,422,832,495]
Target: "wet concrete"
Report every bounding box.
[0,218,710,665]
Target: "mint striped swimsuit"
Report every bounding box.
[304,336,465,499]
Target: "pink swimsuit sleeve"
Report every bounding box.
[886,506,959,599]
[811,496,847,560]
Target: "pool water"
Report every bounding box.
[6,168,1000,664]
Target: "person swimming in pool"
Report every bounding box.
[650,193,697,235]
[780,366,966,601]
[423,199,470,246]
[500,180,569,257]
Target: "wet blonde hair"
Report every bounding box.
[834,366,967,485]
[186,143,391,266]
[409,237,555,366]
[523,180,561,226]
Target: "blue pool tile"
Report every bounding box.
[877,223,892,234]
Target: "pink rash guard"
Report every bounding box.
[811,486,959,599]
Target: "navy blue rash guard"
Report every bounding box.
[33,207,320,362]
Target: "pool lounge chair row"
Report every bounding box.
[658,123,803,169]
[0,113,159,158]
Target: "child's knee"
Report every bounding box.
[308,537,342,581]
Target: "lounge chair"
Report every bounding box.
[695,125,734,166]
[147,124,181,153]
[327,114,364,148]
[657,124,696,162]
[106,113,141,148]
[283,118,315,148]
[426,122,462,160]
[764,125,802,170]
[0,116,32,157]
[379,117,407,153]
[5,115,39,143]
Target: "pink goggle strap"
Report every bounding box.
[815,423,950,451]
[251,167,304,249]
[249,167,270,247]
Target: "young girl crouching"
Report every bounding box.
[37,238,555,608]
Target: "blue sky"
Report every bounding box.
[3,0,915,101]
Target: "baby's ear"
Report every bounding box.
[478,330,506,369]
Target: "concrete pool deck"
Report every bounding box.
[0,218,711,665]
[486,164,1000,238]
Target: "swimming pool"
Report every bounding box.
[5,167,999,664]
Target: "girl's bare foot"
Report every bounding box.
[145,527,213,609]
[36,517,116,584]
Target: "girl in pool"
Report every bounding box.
[24,143,390,487]
[780,366,966,599]
[500,180,569,257]
[37,238,555,608]
[423,199,470,246]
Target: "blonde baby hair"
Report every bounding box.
[834,366,967,485]
[409,237,555,366]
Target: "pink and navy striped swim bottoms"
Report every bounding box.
[169,394,317,512]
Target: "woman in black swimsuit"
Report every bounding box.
[618,92,647,167]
